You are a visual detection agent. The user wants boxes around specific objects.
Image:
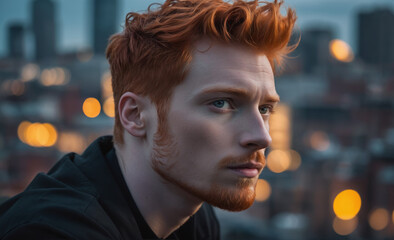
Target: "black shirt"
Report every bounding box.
[0,136,220,240]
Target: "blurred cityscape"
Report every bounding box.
[0,0,393,239]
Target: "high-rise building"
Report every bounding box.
[8,23,25,59]
[358,8,394,65]
[297,28,334,74]
[93,0,118,55]
[32,0,56,61]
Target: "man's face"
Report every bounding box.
[151,40,279,211]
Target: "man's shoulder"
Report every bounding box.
[0,172,121,239]
[0,143,124,239]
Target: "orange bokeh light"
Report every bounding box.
[103,97,115,118]
[255,179,271,202]
[330,39,354,62]
[18,121,58,147]
[369,208,389,231]
[333,189,362,220]
[267,149,291,173]
[83,97,101,118]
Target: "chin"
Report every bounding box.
[205,184,256,212]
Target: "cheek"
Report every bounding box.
[170,112,230,153]
[168,113,230,184]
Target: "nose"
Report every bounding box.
[239,114,272,150]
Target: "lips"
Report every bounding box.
[227,161,263,178]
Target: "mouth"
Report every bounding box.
[227,161,263,178]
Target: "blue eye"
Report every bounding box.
[211,99,232,110]
[213,100,225,108]
[259,106,271,115]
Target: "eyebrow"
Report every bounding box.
[266,93,280,103]
[198,87,281,103]
[199,87,249,96]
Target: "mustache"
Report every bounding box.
[218,151,266,169]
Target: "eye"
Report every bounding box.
[211,99,232,109]
[259,105,273,115]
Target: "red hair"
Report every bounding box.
[106,0,298,144]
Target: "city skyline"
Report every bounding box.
[0,0,393,59]
[1,1,393,239]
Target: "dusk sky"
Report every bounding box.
[0,0,393,58]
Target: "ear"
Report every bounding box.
[118,92,148,137]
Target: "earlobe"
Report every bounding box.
[118,92,147,137]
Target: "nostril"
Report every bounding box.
[246,142,259,148]
[241,135,271,150]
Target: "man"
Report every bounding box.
[0,0,297,239]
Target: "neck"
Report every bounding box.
[115,143,203,238]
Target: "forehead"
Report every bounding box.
[176,40,277,100]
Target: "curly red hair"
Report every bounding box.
[106,0,297,144]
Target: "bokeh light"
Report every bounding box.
[82,97,101,118]
[21,63,39,82]
[35,123,49,146]
[25,123,45,147]
[57,132,86,154]
[269,106,290,131]
[17,121,31,144]
[369,208,389,231]
[103,96,115,118]
[40,67,70,86]
[40,69,56,86]
[18,121,58,147]
[309,131,330,151]
[267,149,291,173]
[270,131,291,150]
[41,123,58,147]
[333,189,362,220]
[288,149,302,171]
[333,216,358,236]
[255,179,271,202]
[269,104,291,149]
[329,39,354,62]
